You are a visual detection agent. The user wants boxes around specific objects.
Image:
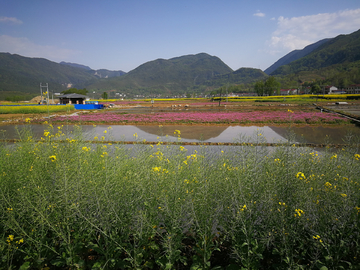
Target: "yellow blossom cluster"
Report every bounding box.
[294,209,304,217]
[313,235,323,243]
[6,235,24,246]
[296,172,306,180]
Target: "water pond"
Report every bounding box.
[1,124,360,145]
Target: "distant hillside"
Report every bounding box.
[87,53,233,95]
[0,53,99,100]
[60,61,126,78]
[60,61,92,70]
[264,38,331,75]
[271,29,360,76]
[204,67,268,87]
[93,69,126,78]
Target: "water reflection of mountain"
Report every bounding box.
[269,125,360,145]
[136,125,228,141]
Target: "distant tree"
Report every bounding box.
[338,78,348,89]
[102,92,108,99]
[254,80,265,96]
[5,95,23,102]
[311,84,321,94]
[62,88,88,95]
[264,76,281,96]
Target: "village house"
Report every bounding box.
[57,93,88,105]
[324,85,338,94]
[346,84,360,94]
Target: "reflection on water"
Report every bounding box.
[1,124,360,144]
[269,125,360,145]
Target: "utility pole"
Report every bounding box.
[40,83,49,104]
[218,88,222,107]
[226,84,228,103]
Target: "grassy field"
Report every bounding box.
[0,104,74,114]
[1,124,360,269]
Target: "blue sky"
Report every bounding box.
[1,0,360,72]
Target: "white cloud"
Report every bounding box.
[0,16,23,24]
[269,8,360,52]
[0,35,80,61]
[254,11,265,17]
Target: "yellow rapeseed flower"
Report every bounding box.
[294,208,305,217]
[324,182,332,188]
[296,172,305,179]
[6,235,14,243]
[49,155,56,162]
[313,235,323,243]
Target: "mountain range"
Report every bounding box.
[264,38,332,75]
[271,29,360,76]
[60,62,126,78]
[1,28,360,100]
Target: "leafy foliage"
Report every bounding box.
[61,88,88,95]
[101,92,108,99]
[254,77,280,96]
[1,126,360,269]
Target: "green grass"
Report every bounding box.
[1,125,360,269]
[0,104,74,114]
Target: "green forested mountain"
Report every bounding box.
[2,27,360,101]
[0,53,100,100]
[60,62,126,78]
[205,67,268,87]
[87,53,233,95]
[60,61,92,70]
[271,29,360,76]
[264,38,331,75]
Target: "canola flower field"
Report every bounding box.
[1,123,360,269]
[0,104,74,114]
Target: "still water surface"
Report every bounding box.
[1,124,360,144]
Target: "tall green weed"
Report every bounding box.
[1,124,360,269]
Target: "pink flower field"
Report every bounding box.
[50,111,349,125]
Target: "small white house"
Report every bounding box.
[326,86,338,94]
